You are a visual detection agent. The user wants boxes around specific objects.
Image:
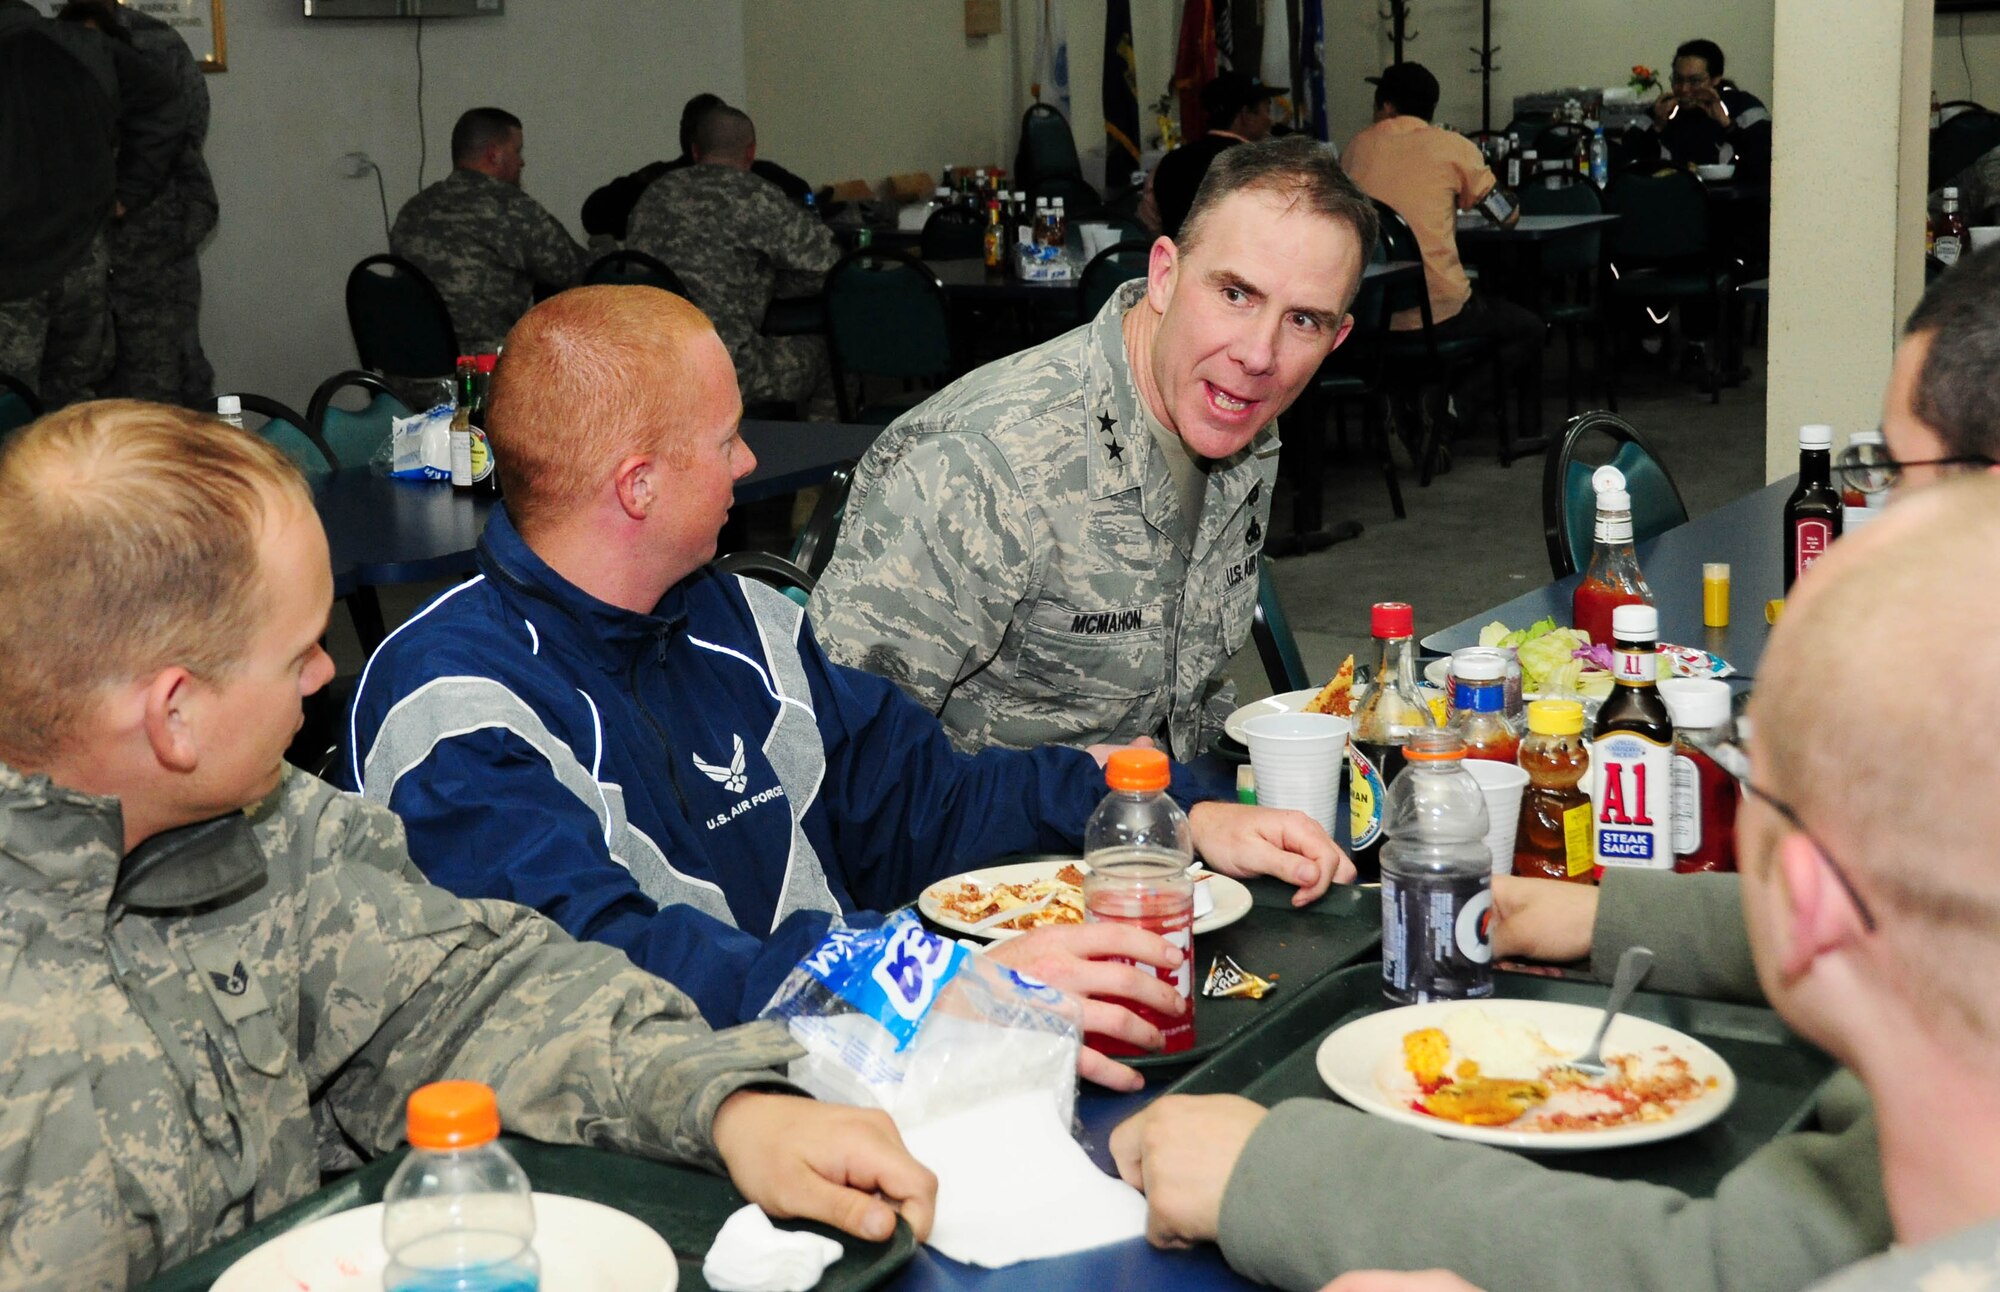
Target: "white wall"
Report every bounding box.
[1933,8,2000,105]
[199,1,746,403]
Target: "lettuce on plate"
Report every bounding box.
[1476,617,1605,694]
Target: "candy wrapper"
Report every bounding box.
[1658,644,1735,679]
[1202,954,1275,1000]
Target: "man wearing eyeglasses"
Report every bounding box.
[1859,241,2000,492]
[1646,39,1770,187]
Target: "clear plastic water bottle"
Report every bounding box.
[1379,729,1495,1005]
[1083,747,1195,1055]
[215,394,245,431]
[382,1081,539,1292]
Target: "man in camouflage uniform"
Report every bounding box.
[58,0,219,409]
[627,105,835,406]
[0,0,182,408]
[390,106,585,353]
[0,399,935,1289]
[810,138,1376,760]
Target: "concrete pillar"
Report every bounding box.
[1765,0,1933,479]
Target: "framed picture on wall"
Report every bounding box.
[25,0,227,71]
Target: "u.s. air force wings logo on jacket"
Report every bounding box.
[693,734,749,794]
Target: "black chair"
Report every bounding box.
[581,248,690,297]
[920,205,987,261]
[1520,180,1609,415]
[1311,239,1404,520]
[1371,199,1508,481]
[1541,410,1688,578]
[1602,171,1735,405]
[787,464,853,583]
[1015,102,1084,190]
[1930,106,2000,193]
[1532,123,1589,175]
[345,254,459,380]
[0,371,42,439]
[1078,238,1151,320]
[712,550,815,607]
[307,369,414,470]
[1251,563,1311,694]
[224,392,337,475]
[1030,173,1104,221]
[822,249,956,424]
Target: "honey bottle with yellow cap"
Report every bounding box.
[1513,700,1594,884]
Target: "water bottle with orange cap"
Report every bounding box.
[382,1080,539,1291]
[1081,747,1195,1056]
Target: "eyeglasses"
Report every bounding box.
[1834,438,1997,495]
[1669,74,1710,87]
[1693,712,1879,934]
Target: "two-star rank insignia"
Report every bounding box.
[1098,411,1124,463]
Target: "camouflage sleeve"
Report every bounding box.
[0,957,131,1291]
[296,787,802,1172]
[516,196,587,293]
[809,432,1038,713]
[762,186,839,278]
[1200,674,1239,749]
[104,36,188,213]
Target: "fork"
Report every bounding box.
[963,893,1058,936]
[1565,946,1655,1078]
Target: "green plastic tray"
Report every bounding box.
[1162,964,1839,1195]
[136,1137,916,1292]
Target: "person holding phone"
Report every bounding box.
[1341,62,1543,449]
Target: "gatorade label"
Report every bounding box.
[1381,873,1494,1004]
[1592,733,1674,870]
[1350,740,1386,850]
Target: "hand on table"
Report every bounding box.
[711,1091,937,1243]
[1490,875,1599,962]
[1320,1272,1487,1292]
[1109,1094,1267,1248]
[983,922,1184,1092]
[1190,801,1354,905]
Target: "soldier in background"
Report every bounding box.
[626,105,836,407]
[809,138,1373,760]
[58,0,218,409]
[581,91,813,241]
[0,399,936,1288]
[0,0,182,408]
[390,106,585,353]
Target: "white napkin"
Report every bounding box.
[900,1088,1147,1268]
[702,1204,844,1292]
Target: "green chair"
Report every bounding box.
[344,254,459,381]
[1251,562,1311,694]
[1602,170,1735,405]
[1371,198,1509,481]
[713,549,815,608]
[1079,238,1151,320]
[581,248,690,298]
[1015,102,1083,190]
[823,249,955,425]
[0,371,41,440]
[225,392,336,476]
[1520,180,1609,415]
[307,369,416,471]
[1542,410,1688,578]
[787,464,852,583]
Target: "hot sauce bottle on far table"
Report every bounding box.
[1590,605,1675,877]
[1513,700,1595,884]
[1572,466,1654,649]
[1658,678,1740,873]
[1447,649,1521,763]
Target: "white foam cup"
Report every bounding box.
[1241,713,1350,834]
[1463,759,1530,876]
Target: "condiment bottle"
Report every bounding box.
[1447,648,1520,763]
[1658,678,1739,874]
[1783,424,1843,592]
[1349,602,1439,882]
[1702,562,1730,628]
[449,355,477,491]
[983,199,1005,270]
[471,353,502,497]
[1932,187,1969,266]
[1512,700,1594,884]
[1590,604,1675,875]
[1082,748,1194,1056]
[215,394,245,430]
[1572,465,1654,648]
[1380,729,1494,1004]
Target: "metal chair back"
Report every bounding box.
[1251,562,1311,694]
[1367,200,1430,321]
[713,550,815,608]
[1602,171,1711,265]
[307,369,415,470]
[582,249,690,297]
[1016,102,1083,188]
[226,392,337,475]
[1520,180,1604,276]
[823,249,955,422]
[1543,411,1689,577]
[1079,239,1152,320]
[345,254,459,379]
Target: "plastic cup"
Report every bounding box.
[1463,759,1530,876]
[1241,713,1350,834]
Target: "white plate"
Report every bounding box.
[919,857,1253,941]
[213,1194,676,1292]
[1315,999,1737,1152]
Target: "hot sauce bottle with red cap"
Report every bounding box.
[1349,601,1437,883]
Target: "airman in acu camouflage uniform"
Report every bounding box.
[809,137,1377,761]
[389,107,585,353]
[0,399,934,1288]
[625,106,835,406]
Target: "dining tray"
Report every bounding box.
[136,1137,916,1292]
[1160,964,1840,1196]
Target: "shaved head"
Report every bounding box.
[692,106,755,163]
[488,285,728,535]
[1751,474,2000,1042]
